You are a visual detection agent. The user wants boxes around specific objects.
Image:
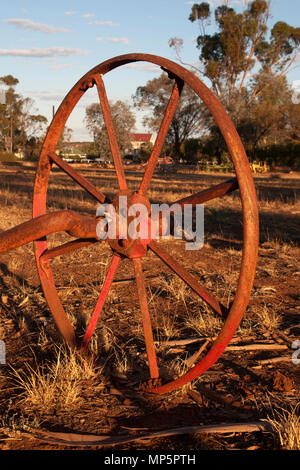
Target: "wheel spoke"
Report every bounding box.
[81,254,121,350]
[39,238,98,263]
[148,240,227,317]
[133,258,159,379]
[174,178,239,207]
[138,78,184,196]
[94,75,127,191]
[49,151,106,203]
[150,178,239,239]
[36,257,76,348]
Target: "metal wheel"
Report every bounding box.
[33,53,259,394]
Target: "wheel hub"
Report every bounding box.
[106,190,153,259]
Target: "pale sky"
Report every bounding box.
[0,0,299,141]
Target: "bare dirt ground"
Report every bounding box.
[0,162,299,451]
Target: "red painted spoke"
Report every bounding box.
[150,178,239,238]
[138,78,184,196]
[174,178,239,207]
[133,258,159,379]
[39,238,98,263]
[149,240,226,317]
[49,151,106,203]
[41,270,76,347]
[81,254,121,350]
[94,75,127,191]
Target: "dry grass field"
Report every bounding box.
[0,162,299,451]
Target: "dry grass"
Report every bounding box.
[237,316,256,337]
[0,165,300,450]
[9,345,99,412]
[236,304,282,337]
[266,404,300,450]
[255,304,282,330]
[185,308,222,338]
[146,278,183,341]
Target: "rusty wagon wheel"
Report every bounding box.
[33,53,259,394]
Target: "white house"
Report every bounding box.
[130,133,155,151]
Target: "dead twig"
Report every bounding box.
[185,339,210,367]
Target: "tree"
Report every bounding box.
[276,90,300,144]
[133,73,205,159]
[170,2,299,113]
[0,75,22,152]
[169,1,300,163]
[247,73,294,147]
[85,100,135,160]
[186,1,299,108]
[57,126,73,154]
[139,141,154,162]
[0,74,48,155]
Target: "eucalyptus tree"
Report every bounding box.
[133,73,205,159]
[0,74,48,155]
[169,1,300,159]
[85,100,136,159]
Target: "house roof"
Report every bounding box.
[131,133,153,143]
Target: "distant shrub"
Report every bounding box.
[255,143,300,168]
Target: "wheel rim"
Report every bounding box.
[33,53,259,394]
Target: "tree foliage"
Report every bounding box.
[0,75,48,156]
[85,100,135,160]
[57,126,73,154]
[185,1,299,105]
[168,1,300,164]
[133,73,205,158]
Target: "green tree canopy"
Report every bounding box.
[133,72,205,159]
[0,74,48,155]
[168,1,300,163]
[85,100,136,160]
[184,1,299,106]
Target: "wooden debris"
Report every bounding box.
[157,336,267,348]
[254,356,292,365]
[18,296,29,307]
[187,389,204,406]
[185,339,210,367]
[157,338,204,347]
[189,384,253,411]
[225,343,288,351]
[272,331,293,345]
[27,421,273,447]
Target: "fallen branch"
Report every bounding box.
[226,344,288,351]
[254,356,292,365]
[272,331,293,345]
[158,339,287,351]
[189,385,253,411]
[156,336,252,346]
[27,421,273,447]
[156,338,204,347]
